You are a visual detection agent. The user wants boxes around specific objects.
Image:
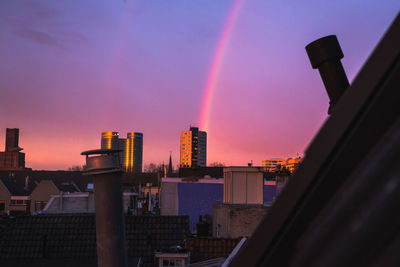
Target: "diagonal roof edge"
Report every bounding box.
[229,12,400,267]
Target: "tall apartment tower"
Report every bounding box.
[126,132,143,173]
[0,128,25,170]
[180,127,207,168]
[100,131,143,173]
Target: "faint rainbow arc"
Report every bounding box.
[103,1,139,122]
[199,0,244,131]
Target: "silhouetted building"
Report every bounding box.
[119,138,127,169]
[180,127,207,168]
[167,153,173,177]
[0,128,25,171]
[178,167,223,178]
[0,170,91,215]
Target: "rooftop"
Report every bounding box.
[0,214,190,267]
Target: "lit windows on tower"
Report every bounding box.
[100,131,143,173]
[180,127,207,168]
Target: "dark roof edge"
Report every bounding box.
[229,13,400,267]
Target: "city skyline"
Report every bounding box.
[0,1,398,170]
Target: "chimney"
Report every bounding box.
[306,35,349,114]
[81,149,127,267]
[5,128,22,152]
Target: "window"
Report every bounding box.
[10,199,26,205]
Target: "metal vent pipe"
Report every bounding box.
[81,149,127,267]
[306,35,349,114]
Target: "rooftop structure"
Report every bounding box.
[0,170,90,216]
[0,214,189,267]
[0,128,25,171]
[160,176,277,232]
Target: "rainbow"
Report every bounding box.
[199,0,244,131]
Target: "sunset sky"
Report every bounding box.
[0,0,398,170]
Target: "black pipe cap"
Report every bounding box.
[306,35,344,69]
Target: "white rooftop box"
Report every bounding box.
[223,167,263,205]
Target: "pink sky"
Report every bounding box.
[0,1,398,170]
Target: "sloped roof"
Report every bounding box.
[0,176,36,195]
[54,181,80,193]
[0,171,91,193]
[186,257,226,267]
[0,214,190,267]
[185,237,241,263]
[229,13,400,267]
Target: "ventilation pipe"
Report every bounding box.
[81,149,127,267]
[306,35,349,114]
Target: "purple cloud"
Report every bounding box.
[15,28,62,48]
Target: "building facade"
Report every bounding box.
[100,131,120,150]
[101,131,143,173]
[262,157,302,173]
[180,127,207,168]
[125,132,143,173]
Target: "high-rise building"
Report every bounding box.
[100,131,143,173]
[101,132,120,150]
[180,127,207,168]
[0,128,25,170]
[125,132,143,173]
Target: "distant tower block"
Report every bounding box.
[180,127,207,168]
[101,132,120,150]
[125,132,143,173]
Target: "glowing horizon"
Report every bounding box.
[199,0,244,132]
[0,1,397,170]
